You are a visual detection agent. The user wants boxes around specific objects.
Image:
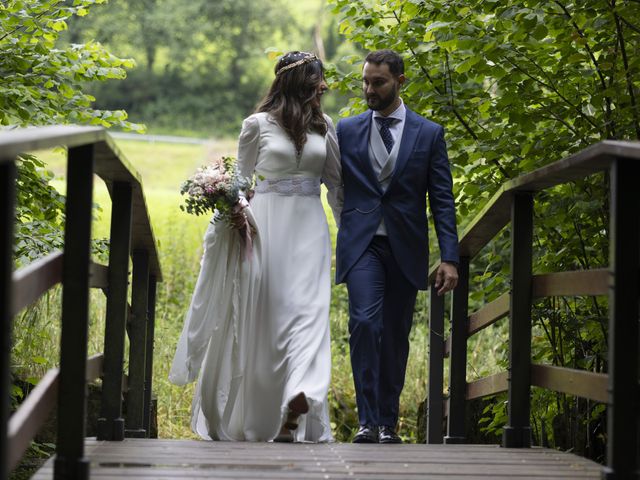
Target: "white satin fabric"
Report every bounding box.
[170,112,342,442]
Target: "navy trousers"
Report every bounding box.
[346,236,418,427]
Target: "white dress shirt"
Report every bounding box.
[372,98,406,148]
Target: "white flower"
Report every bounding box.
[189,186,204,196]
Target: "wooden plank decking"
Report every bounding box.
[32,438,603,479]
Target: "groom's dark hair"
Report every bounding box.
[365,50,404,76]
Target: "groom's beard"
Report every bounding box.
[366,87,397,111]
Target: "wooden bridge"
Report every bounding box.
[30,439,603,479]
[1,127,638,479]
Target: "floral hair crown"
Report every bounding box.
[276,53,318,76]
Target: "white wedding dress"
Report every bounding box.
[170,112,342,442]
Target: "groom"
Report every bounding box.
[335,50,460,444]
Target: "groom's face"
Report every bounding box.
[362,62,404,112]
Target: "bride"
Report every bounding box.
[169,51,342,443]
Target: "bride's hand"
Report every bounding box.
[230,198,255,237]
[230,208,248,231]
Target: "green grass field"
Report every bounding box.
[17,137,435,443]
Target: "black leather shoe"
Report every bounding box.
[379,426,402,444]
[353,425,379,443]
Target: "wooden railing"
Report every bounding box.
[426,140,640,479]
[0,126,163,480]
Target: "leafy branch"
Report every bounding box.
[392,10,513,179]
[553,2,616,138]
[618,14,640,34]
[611,1,640,138]
[499,52,603,133]
[0,0,64,42]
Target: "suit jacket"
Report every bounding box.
[335,107,459,290]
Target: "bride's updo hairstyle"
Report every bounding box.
[256,51,328,157]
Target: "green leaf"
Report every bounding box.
[32,356,47,365]
[423,21,450,42]
[455,56,481,74]
[51,20,67,32]
[567,53,584,63]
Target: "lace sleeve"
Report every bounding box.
[322,114,343,226]
[237,114,261,180]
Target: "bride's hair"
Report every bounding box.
[256,51,328,157]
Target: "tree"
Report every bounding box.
[1,0,140,265]
[329,0,639,194]
[61,0,348,135]
[329,0,639,458]
[1,0,140,129]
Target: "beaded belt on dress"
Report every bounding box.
[254,177,321,196]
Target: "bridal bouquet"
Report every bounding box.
[180,156,251,222]
[180,156,254,259]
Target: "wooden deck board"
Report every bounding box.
[32,438,602,479]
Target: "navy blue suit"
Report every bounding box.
[336,107,459,428]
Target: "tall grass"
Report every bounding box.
[15,137,436,443]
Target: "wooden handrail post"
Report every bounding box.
[0,160,17,480]
[445,256,470,444]
[602,158,640,479]
[97,182,133,441]
[125,249,149,438]
[0,127,163,474]
[503,192,533,448]
[54,144,94,480]
[427,284,445,444]
[143,276,157,437]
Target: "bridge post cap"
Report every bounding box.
[502,426,532,448]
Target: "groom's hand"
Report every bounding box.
[435,262,459,296]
